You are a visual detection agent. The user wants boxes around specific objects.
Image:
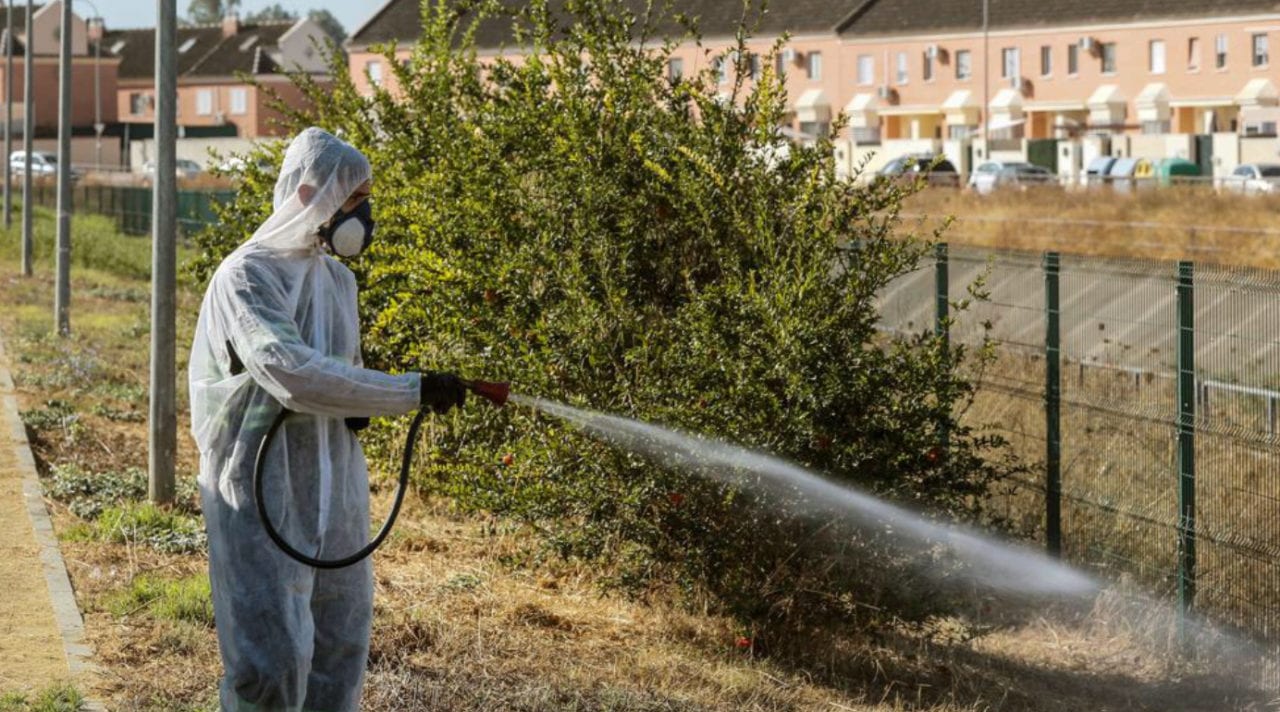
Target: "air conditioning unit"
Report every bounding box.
[214,111,226,125]
[924,44,940,60]
[1009,75,1023,90]
[1078,37,1096,52]
[877,85,897,101]
[781,48,797,65]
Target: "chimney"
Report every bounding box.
[221,10,240,38]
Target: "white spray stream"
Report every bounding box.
[515,395,1098,597]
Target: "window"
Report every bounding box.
[922,51,934,81]
[1040,45,1052,76]
[1150,40,1166,73]
[956,49,972,79]
[1188,37,1201,70]
[749,53,761,80]
[857,54,873,85]
[196,89,213,116]
[806,51,822,81]
[1067,43,1079,75]
[1141,120,1171,134]
[715,57,728,85]
[230,88,247,115]
[1101,42,1117,73]
[667,57,683,81]
[1253,33,1269,66]
[896,51,908,84]
[367,60,383,86]
[129,92,148,115]
[1002,47,1020,79]
[1216,34,1228,68]
[851,126,881,144]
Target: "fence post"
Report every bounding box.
[1176,260,1197,644]
[1044,252,1062,557]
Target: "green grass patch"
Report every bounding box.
[92,502,207,553]
[0,682,85,712]
[104,573,214,627]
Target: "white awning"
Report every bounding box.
[795,88,831,123]
[990,88,1023,111]
[1135,82,1170,122]
[844,93,878,128]
[1087,84,1127,126]
[1236,78,1279,107]
[942,89,978,125]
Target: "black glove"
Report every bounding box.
[420,371,466,414]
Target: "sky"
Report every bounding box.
[90,1,379,33]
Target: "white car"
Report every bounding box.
[969,161,1056,194]
[10,150,62,177]
[1222,163,1280,194]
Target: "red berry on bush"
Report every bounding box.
[501,453,515,466]
[667,493,684,507]
[735,636,752,649]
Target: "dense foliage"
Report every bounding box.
[192,0,1015,629]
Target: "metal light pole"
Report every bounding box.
[149,0,177,504]
[19,0,30,276]
[981,0,989,154]
[53,0,71,336]
[4,0,13,229]
[79,0,100,167]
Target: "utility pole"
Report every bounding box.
[149,0,177,504]
[19,0,30,276]
[4,0,13,229]
[53,0,71,336]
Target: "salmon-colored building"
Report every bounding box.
[0,1,120,134]
[105,12,332,139]
[348,0,1280,180]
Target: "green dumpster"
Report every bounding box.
[1155,158,1201,187]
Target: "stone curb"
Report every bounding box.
[0,330,105,711]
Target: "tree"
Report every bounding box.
[195,0,1017,636]
[186,0,239,25]
[307,9,347,45]
[244,4,295,23]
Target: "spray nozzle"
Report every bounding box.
[462,379,510,407]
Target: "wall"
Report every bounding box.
[129,136,263,171]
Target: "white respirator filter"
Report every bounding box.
[330,219,368,258]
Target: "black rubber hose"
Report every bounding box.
[253,408,429,569]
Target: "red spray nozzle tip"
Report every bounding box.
[464,380,510,407]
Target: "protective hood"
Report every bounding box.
[243,126,372,254]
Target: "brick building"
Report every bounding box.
[348,0,1280,180]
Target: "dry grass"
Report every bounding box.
[1,224,1277,709]
[904,187,1280,268]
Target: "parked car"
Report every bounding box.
[877,153,960,187]
[143,158,203,181]
[968,161,1056,194]
[1221,163,1280,194]
[9,151,79,181]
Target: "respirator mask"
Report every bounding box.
[318,199,374,258]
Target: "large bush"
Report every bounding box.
[193,0,1014,629]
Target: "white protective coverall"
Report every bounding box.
[189,127,421,711]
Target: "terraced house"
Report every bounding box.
[348,0,1280,180]
[105,12,332,140]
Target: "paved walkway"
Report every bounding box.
[0,331,95,696]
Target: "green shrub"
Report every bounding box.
[192,0,1016,627]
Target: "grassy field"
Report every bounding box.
[0,205,1274,710]
[904,186,1280,268]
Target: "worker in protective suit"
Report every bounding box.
[189,127,465,711]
